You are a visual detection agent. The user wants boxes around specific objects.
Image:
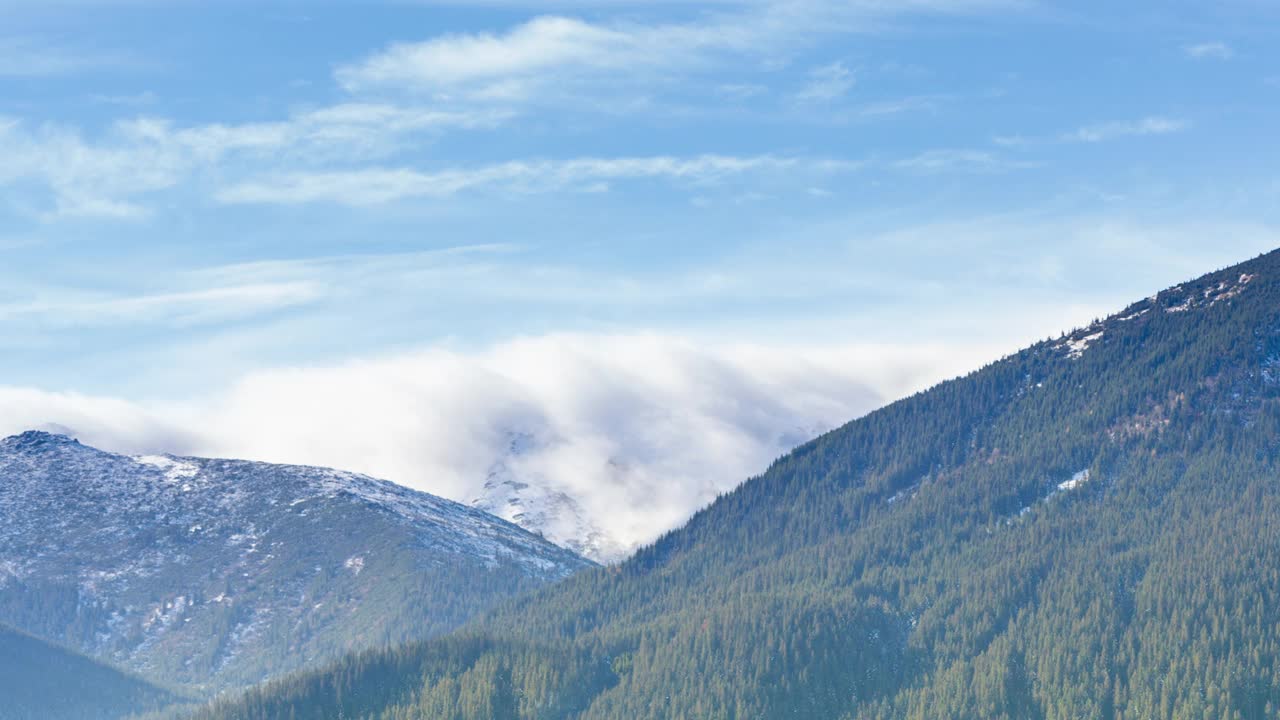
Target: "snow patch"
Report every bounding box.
[134,455,199,482]
[1059,330,1105,359]
[1058,468,1091,492]
[1166,272,1256,313]
[344,556,364,575]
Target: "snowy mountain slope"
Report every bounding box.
[472,431,626,562]
[470,423,830,563]
[0,431,592,695]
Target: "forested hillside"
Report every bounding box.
[191,249,1280,720]
[0,622,178,720]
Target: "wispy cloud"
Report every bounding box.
[795,61,856,102]
[0,104,509,218]
[216,154,857,206]
[894,149,1036,174]
[995,116,1189,148]
[0,0,1026,218]
[335,14,750,99]
[335,1,1025,102]
[1063,116,1188,143]
[0,282,323,327]
[0,36,135,77]
[1184,41,1233,60]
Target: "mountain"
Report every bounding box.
[472,431,626,563]
[189,249,1280,720]
[0,432,592,697]
[471,423,831,565]
[0,622,177,720]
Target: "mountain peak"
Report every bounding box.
[0,435,592,693]
[1,430,81,450]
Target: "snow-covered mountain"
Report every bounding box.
[471,431,627,562]
[0,431,592,694]
[470,423,832,563]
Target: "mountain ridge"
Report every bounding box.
[0,431,593,699]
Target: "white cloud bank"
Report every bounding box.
[0,333,999,560]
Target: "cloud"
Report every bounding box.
[215,154,857,206]
[995,116,1189,148]
[4,217,1275,560]
[0,282,323,327]
[0,0,1022,218]
[0,387,196,453]
[795,61,856,102]
[1184,41,1233,60]
[1063,116,1189,143]
[335,1,1024,100]
[894,149,1036,174]
[336,16,657,94]
[0,36,135,77]
[0,101,853,215]
[0,104,509,218]
[0,333,996,561]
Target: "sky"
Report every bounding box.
[2,0,1279,555]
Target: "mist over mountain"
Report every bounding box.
[1,336,987,563]
[190,250,1280,719]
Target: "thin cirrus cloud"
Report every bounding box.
[0,104,851,215]
[215,154,858,206]
[1183,42,1234,60]
[0,282,323,328]
[795,61,856,102]
[894,149,1037,174]
[334,16,679,94]
[0,36,137,77]
[1063,116,1189,143]
[994,116,1189,147]
[0,0,1032,219]
[0,104,510,218]
[334,2,1025,99]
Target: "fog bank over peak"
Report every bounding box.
[0,333,1001,559]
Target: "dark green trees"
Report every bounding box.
[0,623,177,720]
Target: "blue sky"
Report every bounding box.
[1,0,1279,551]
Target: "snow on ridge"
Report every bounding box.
[1057,329,1105,359]
[3,437,586,586]
[306,466,587,569]
[134,455,200,482]
[0,434,591,689]
[1166,271,1256,313]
